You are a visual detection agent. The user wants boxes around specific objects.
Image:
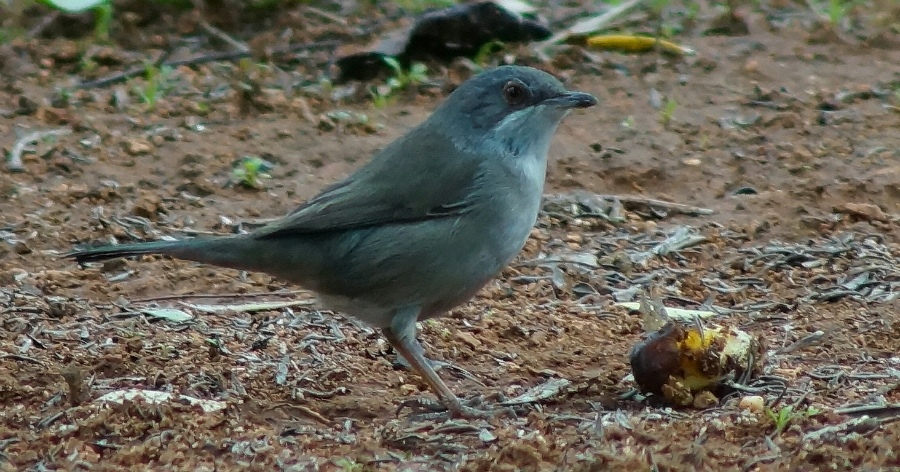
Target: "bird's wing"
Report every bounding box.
[253,129,484,239]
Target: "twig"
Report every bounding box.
[500,378,572,406]
[776,330,826,354]
[293,96,317,123]
[742,437,781,471]
[301,5,348,26]
[650,226,708,256]
[7,128,72,172]
[803,416,881,442]
[537,0,643,50]
[542,192,713,223]
[198,18,249,52]
[834,403,900,418]
[129,289,312,304]
[178,299,316,314]
[26,11,61,38]
[269,402,332,425]
[77,39,340,89]
[0,354,45,365]
[630,226,708,265]
[596,195,714,216]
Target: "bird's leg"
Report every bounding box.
[383,308,491,419]
[391,341,450,372]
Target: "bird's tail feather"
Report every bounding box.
[64,237,257,271]
[65,240,185,264]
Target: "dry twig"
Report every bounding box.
[26,11,61,38]
[77,40,340,89]
[7,128,72,171]
[198,18,249,52]
[597,195,714,216]
[130,290,312,304]
[536,0,643,52]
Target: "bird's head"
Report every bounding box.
[430,65,597,157]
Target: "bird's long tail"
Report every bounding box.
[64,236,264,273]
[66,240,183,264]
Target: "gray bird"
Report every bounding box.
[67,65,597,418]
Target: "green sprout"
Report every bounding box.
[325,110,371,127]
[193,101,210,116]
[473,40,505,69]
[825,0,852,25]
[765,405,794,436]
[369,86,392,109]
[804,0,862,27]
[765,405,821,437]
[318,77,334,95]
[79,55,98,74]
[331,458,364,472]
[92,1,113,42]
[660,98,678,127]
[370,57,428,108]
[231,156,274,189]
[647,0,672,16]
[383,57,428,90]
[133,64,176,109]
[684,0,701,22]
[393,0,456,13]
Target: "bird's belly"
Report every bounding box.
[310,202,540,326]
[316,294,398,328]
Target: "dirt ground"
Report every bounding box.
[1,0,899,470]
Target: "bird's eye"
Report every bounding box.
[502,81,527,106]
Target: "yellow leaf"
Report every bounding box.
[586,34,695,56]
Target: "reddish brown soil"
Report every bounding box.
[1,1,899,471]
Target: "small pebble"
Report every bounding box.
[739,395,765,413]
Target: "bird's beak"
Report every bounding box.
[544,91,598,109]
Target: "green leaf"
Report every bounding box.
[381,56,402,75]
[43,0,110,13]
[410,63,428,76]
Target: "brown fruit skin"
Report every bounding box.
[629,321,685,395]
[630,320,767,406]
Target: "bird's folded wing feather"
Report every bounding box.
[253,129,484,239]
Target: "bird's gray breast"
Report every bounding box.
[309,152,547,326]
[486,150,547,261]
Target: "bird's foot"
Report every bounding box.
[392,354,450,373]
